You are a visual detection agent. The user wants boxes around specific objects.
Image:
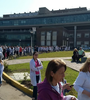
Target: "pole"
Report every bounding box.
[31,35,33,55]
[74,26,77,48]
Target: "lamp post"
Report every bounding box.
[67,38,69,47]
[29,27,36,55]
[19,39,21,46]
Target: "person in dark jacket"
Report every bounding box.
[6,47,10,59]
[37,59,78,100]
[72,48,78,62]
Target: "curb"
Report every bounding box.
[3,72,33,96]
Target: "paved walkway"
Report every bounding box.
[0,80,32,100]
[1,52,90,100]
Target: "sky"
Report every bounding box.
[0,0,90,17]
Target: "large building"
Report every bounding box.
[0,7,90,49]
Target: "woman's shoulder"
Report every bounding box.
[79,71,87,76]
[30,59,34,63]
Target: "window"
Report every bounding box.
[77,33,81,38]
[77,41,81,45]
[85,33,89,38]
[52,41,57,46]
[52,31,57,40]
[41,32,45,46]
[41,41,45,46]
[84,41,89,46]
[2,21,9,24]
[21,20,26,24]
[69,41,73,46]
[41,32,45,40]
[46,41,50,46]
[14,20,18,26]
[46,32,51,46]
[47,32,51,40]
[52,31,57,46]
[63,31,68,37]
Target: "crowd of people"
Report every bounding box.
[0,45,70,59]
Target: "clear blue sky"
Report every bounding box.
[0,0,90,17]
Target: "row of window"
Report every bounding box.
[0,34,31,40]
[1,13,90,26]
[41,31,57,46]
[70,41,89,45]
[69,33,90,38]
[41,41,57,46]
[0,29,29,32]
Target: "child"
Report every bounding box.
[0,52,4,86]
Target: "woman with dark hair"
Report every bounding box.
[72,48,78,62]
[30,51,43,100]
[74,58,90,100]
[37,59,77,100]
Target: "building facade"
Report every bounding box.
[0,7,90,49]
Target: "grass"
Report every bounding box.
[7,63,30,73]
[16,51,73,59]
[12,50,89,60]
[7,61,79,97]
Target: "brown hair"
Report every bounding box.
[80,58,90,72]
[45,59,66,83]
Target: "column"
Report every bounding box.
[74,26,77,48]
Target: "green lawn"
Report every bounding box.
[7,61,79,97]
[13,50,89,60]
[16,51,73,59]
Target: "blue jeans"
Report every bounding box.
[0,77,2,84]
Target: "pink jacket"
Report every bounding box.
[37,78,64,100]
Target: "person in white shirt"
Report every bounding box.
[0,46,3,53]
[30,51,43,100]
[74,57,90,100]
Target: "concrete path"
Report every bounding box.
[0,80,32,100]
[6,57,71,65]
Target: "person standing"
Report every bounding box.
[6,47,10,59]
[0,46,3,53]
[19,46,22,56]
[74,58,90,100]
[37,59,77,100]
[0,53,4,86]
[30,51,43,100]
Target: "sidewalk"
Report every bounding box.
[0,80,32,100]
